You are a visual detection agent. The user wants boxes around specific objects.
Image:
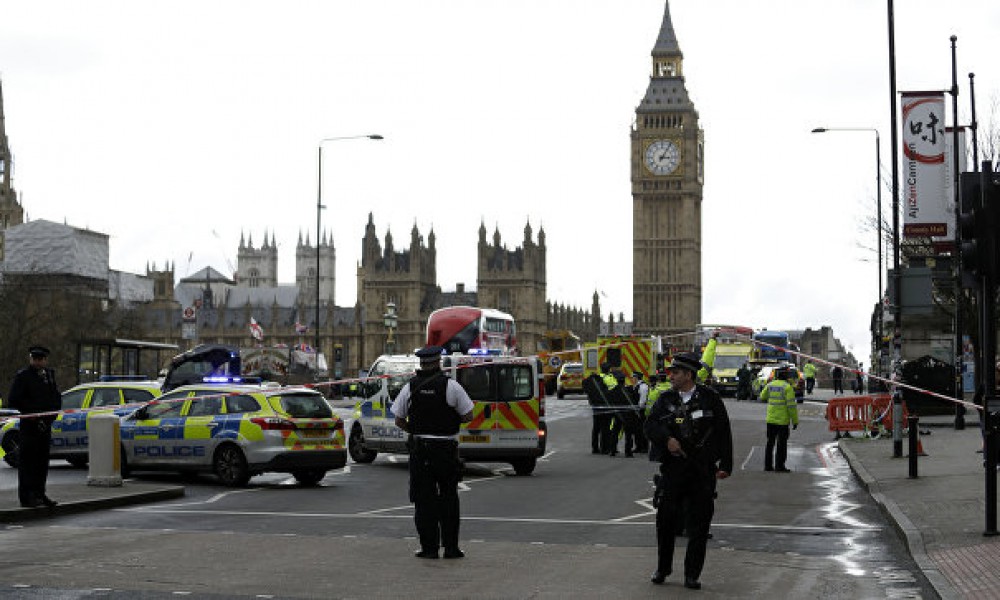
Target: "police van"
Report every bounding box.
[347,351,546,475]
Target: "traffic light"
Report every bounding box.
[959,171,992,278]
[333,344,343,362]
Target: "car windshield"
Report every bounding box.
[275,393,333,418]
[714,355,747,370]
[61,389,87,410]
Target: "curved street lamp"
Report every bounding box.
[315,134,384,364]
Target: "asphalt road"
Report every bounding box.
[0,391,938,599]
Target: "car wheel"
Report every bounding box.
[510,457,536,476]
[66,456,88,468]
[2,431,21,468]
[213,444,251,487]
[348,423,377,463]
[292,469,327,486]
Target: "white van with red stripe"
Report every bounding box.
[348,351,546,475]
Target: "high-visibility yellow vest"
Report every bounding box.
[761,379,798,426]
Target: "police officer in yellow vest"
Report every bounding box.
[802,360,818,395]
[760,367,798,472]
[600,363,623,456]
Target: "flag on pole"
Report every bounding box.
[295,321,308,335]
[249,317,264,341]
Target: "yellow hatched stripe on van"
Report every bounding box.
[494,400,539,430]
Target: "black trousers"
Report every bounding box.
[606,414,622,454]
[655,461,716,580]
[592,411,611,453]
[18,420,52,504]
[764,423,790,470]
[408,438,462,553]
[833,377,844,394]
[621,411,641,454]
[805,377,815,394]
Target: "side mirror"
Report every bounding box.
[132,406,149,421]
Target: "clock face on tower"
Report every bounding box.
[644,139,680,176]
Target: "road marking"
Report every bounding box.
[110,507,880,532]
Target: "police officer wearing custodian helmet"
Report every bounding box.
[392,345,474,559]
[644,352,733,590]
[7,346,62,508]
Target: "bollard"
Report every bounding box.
[88,414,123,487]
[907,415,919,479]
[892,390,903,458]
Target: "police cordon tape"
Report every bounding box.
[0,355,545,436]
[0,330,971,443]
[731,332,980,412]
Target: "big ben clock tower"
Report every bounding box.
[631,1,703,338]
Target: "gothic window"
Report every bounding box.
[248,268,260,288]
[499,290,511,313]
[307,267,316,293]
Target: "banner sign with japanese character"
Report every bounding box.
[902,91,947,238]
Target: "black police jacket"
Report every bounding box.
[644,383,733,474]
[406,370,461,437]
[7,366,61,425]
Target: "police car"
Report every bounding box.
[348,351,546,475]
[1,379,162,468]
[119,380,346,486]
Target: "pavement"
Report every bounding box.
[0,478,183,522]
[839,413,1000,600]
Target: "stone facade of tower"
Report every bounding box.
[356,214,438,367]
[295,230,336,306]
[476,221,547,356]
[0,80,25,262]
[631,1,704,337]
[236,231,278,288]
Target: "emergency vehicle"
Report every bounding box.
[580,336,659,385]
[536,329,582,395]
[0,379,163,469]
[119,380,346,486]
[694,325,755,396]
[347,351,546,475]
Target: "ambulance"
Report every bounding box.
[347,350,546,475]
[580,336,659,385]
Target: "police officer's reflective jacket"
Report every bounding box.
[601,372,618,391]
[644,383,733,474]
[761,379,798,426]
[406,370,460,437]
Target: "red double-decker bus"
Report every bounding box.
[425,306,517,355]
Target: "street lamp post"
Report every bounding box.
[315,134,384,363]
[811,127,884,374]
[383,301,398,354]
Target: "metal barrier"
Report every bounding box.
[825,394,903,439]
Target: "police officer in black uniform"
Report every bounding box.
[7,346,62,508]
[644,352,733,590]
[392,346,474,559]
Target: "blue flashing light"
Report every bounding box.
[203,376,243,384]
[467,348,502,356]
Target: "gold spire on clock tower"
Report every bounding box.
[631,1,704,338]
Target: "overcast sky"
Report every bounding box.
[2,0,999,365]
